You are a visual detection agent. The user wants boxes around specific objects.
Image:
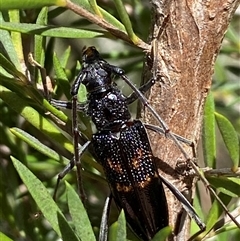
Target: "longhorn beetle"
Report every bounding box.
[33,46,204,240]
[30,45,239,240]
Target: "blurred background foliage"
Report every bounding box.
[0,1,239,241]
[212,19,240,166]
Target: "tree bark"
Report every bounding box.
[143,1,239,240]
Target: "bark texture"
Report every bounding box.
[142,1,239,240]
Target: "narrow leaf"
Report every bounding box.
[60,46,72,67]
[207,176,240,197]
[215,112,239,171]
[0,87,73,153]
[113,0,138,44]
[34,7,48,69]
[152,227,172,241]
[66,182,96,241]
[72,0,125,31]
[11,157,78,240]
[0,12,21,69]
[198,193,231,240]
[10,127,69,164]
[200,199,222,238]
[0,0,67,10]
[203,92,216,168]
[191,187,205,234]
[88,0,103,17]
[0,22,107,38]
[116,210,127,241]
[53,52,71,99]
[0,53,27,82]
[0,232,14,241]
[8,10,24,62]
[0,70,69,124]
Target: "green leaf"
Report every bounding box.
[60,46,72,67]
[151,226,172,241]
[116,210,127,241]
[207,223,240,239]
[0,53,27,82]
[88,0,102,17]
[34,7,48,69]
[53,52,71,99]
[203,92,216,168]
[0,232,14,241]
[0,86,73,153]
[0,22,107,39]
[10,127,70,165]
[207,176,240,197]
[0,0,67,10]
[8,10,24,63]
[74,61,88,104]
[215,112,239,171]
[11,157,79,241]
[0,56,69,123]
[73,0,125,31]
[0,12,21,69]
[198,193,231,240]
[191,187,205,234]
[78,83,88,103]
[66,182,96,241]
[199,199,221,239]
[113,0,138,44]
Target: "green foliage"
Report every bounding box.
[0,2,239,241]
[196,13,240,241]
